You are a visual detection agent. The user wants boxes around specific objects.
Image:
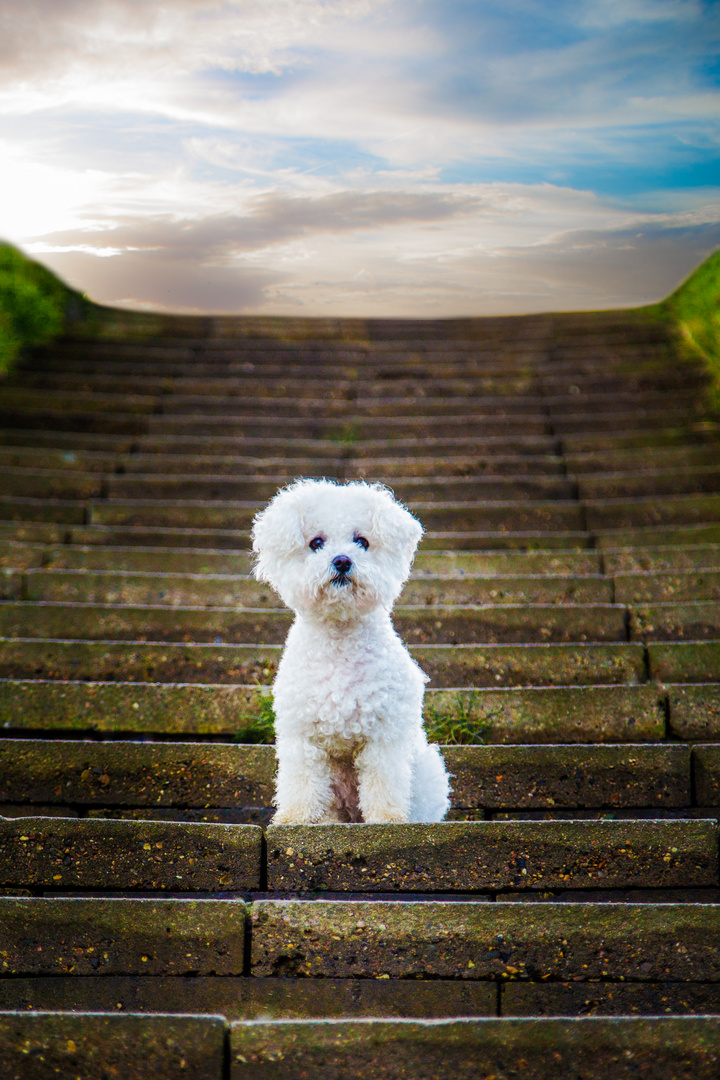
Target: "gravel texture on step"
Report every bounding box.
[0,1013,225,1080]
[229,1016,720,1079]
[0,817,262,890]
[265,820,717,892]
[0,896,247,974]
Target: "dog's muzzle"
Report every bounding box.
[330,554,353,586]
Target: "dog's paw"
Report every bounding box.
[362,807,410,825]
[271,808,308,825]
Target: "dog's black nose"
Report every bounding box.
[332,555,353,575]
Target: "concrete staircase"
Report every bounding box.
[1,310,720,1077]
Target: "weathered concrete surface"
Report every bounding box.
[88,497,585,533]
[586,493,720,531]
[414,643,646,687]
[615,570,720,603]
[0,818,262,890]
[0,741,685,812]
[0,897,246,974]
[0,741,275,806]
[693,746,720,804]
[266,820,717,892]
[0,975,494,1019]
[23,567,612,607]
[669,686,720,740]
[444,744,689,807]
[250,899,720,980]
[630,601,720,641]
[503,980,720,1016]
[0,600,294,643]
[649,642,720,683]
[426,685,664,743]
[0,599,627,644]
[34,544,600,577]
[0,495,85,525]
[604,543,720,574]
[0,1012,225,1080]
[0,640,281,685]
[0,680,276,734]
[229,1017,720,1080]
[235,1015,720,1080]
[0,640,646,688]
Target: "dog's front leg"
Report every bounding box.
[355,738,412,824]
[272,736,335,824]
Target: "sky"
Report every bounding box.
[0,0,719,317]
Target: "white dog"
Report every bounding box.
[251,479,450,824]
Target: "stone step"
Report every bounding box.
[86,498,587,534]
[0,896,246,974]
[228,1017,720,1078]
[1,895,718,994]
[0,427,562,456]
[16,370,704,414]
[0,542,46,570]
[0,408,555,439]
[15,566,720,607]
[630,602,720,641]
[550,409,698,435]
[597,523,720,549]
[585,493,720,531]
[0,639,647,687]
[23,568,613,607]
[0,740,693,810]
[0,495,86,525]
[0,681,669,740]
[0,1012,225,1080]
[0,468,576,503]
[0,976,494,1021]
[66,523,593,552]
[562,423,720,454]
[579,466,720,500]
[106,473,576,502]
[264,820,719,893]
[0,600,628,644]
[615,570,720,602]
[37,544,603,577]
[567,446,720,474]
[604,545,720,573]
[6,974,719,1021]
[13,369,551,398]
[648,642,720,684]
[250,897,720,978]
[0,445,568,477]
[0,816,262,890]
[0,817,715,894]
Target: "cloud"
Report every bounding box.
[24,178,720,316]
[1,0,718,316]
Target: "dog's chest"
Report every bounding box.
[274,619,413,741]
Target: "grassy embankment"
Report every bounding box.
[656,247,720,407]
[0,243,90,375]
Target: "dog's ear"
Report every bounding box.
[251,483,307,584]
[369,484,423,561]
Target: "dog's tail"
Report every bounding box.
[408,740,451,823]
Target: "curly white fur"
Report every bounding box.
[251,479,450,824]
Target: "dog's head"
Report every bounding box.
[251,479,423,618]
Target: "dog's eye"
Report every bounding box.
[353,535,369,550]
[309,536,325,551]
